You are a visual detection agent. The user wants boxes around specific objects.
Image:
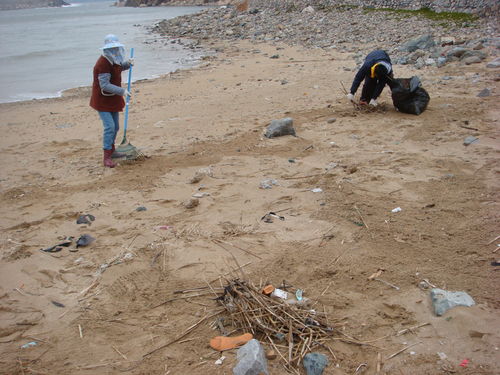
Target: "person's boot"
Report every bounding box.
[111,144,126,159]
[103,149,116,168]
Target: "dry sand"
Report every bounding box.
[0,40,499,374]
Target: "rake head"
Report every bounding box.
[115,141,145,162]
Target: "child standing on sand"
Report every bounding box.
[90,34,133,168]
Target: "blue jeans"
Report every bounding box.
[98,111,120,150]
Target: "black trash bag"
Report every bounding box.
[389,76,430,115]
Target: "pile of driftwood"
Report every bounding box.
[216,279,336,372]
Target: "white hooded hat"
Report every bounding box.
[100,34,124,50]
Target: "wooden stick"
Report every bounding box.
[374,278,400,290]
[376,353,382,374]
[459,125,479,131]
[213,239,262,259]
[151,292,211,309]
[112,345,128,360]
[396,322,430,336]
[487,235,500,245]
[211,240,247,279]
[355,363,368,373]
[354,205,369,229]
[78,324,83,339]
[283,173,327,180]
[208,261,251,284]
[80,279,99,297]
[386,342,420,360]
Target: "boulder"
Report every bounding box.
[264,118,296,138]
[303,352,328,375]
[430,288,475,316]
[399,34,436,53]
[233,339,269,375]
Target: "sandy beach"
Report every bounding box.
[1,26,499,375]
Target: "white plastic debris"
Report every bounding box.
[215,356,226,365]
[260,179,279,189]
[391,207,402,213]
[437,352,448,360]
[192,192,210,198]
[311,188,323,193]
[271,288,288,299]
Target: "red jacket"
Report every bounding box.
[90,56,125,112]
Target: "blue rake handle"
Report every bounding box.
[122,47,134,143]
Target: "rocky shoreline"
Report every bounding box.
[0,0,69,11]
[153,1,499,72]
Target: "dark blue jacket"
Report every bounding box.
[350,50,392,99]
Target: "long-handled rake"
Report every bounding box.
[116,47,144,161]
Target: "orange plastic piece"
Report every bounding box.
[262,285,275,295]
[210,333,253,351]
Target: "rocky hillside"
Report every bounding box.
[0,0,69,10]
[117,0,499,18]
[115,0,221,6]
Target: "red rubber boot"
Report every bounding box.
[103,149,116,168]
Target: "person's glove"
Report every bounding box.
[347,93,355,102]
[369,99,378,107]
[127,58,134,66]
[123,89,132,98]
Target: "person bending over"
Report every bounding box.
[347,50,393,107]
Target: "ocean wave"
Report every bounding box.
[0,47,78,63]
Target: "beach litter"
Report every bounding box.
[210,333,253,351]
[21,341,37,349]
[76,214,95,225]
[76,234,95,248]
[40,237,74,253]
[214,279,336,371]
[260,179,279,189]
[463,136,479,146]
[51,300,65,308]
[260,212,285,223]
[215,356,226,365]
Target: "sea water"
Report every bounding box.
[0,0,207,103]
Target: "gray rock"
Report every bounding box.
[415,57,425,69]
[447,47,468,58]
[396,56,409,65]
[233,339,269,375]
[486,57,500,68]
[430,288,475,316]
[260,178,278,189]
[463,136,479,145]
[441,76,452,80]
[408,50,426,63]
[399,34,436,53]
[265,117,296,138]
[460,50,486,61]
[326,118,337,123]
[303,352,328,375]
[477,88,491,97]
[464,56,483,65]
[437,57,447,67]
